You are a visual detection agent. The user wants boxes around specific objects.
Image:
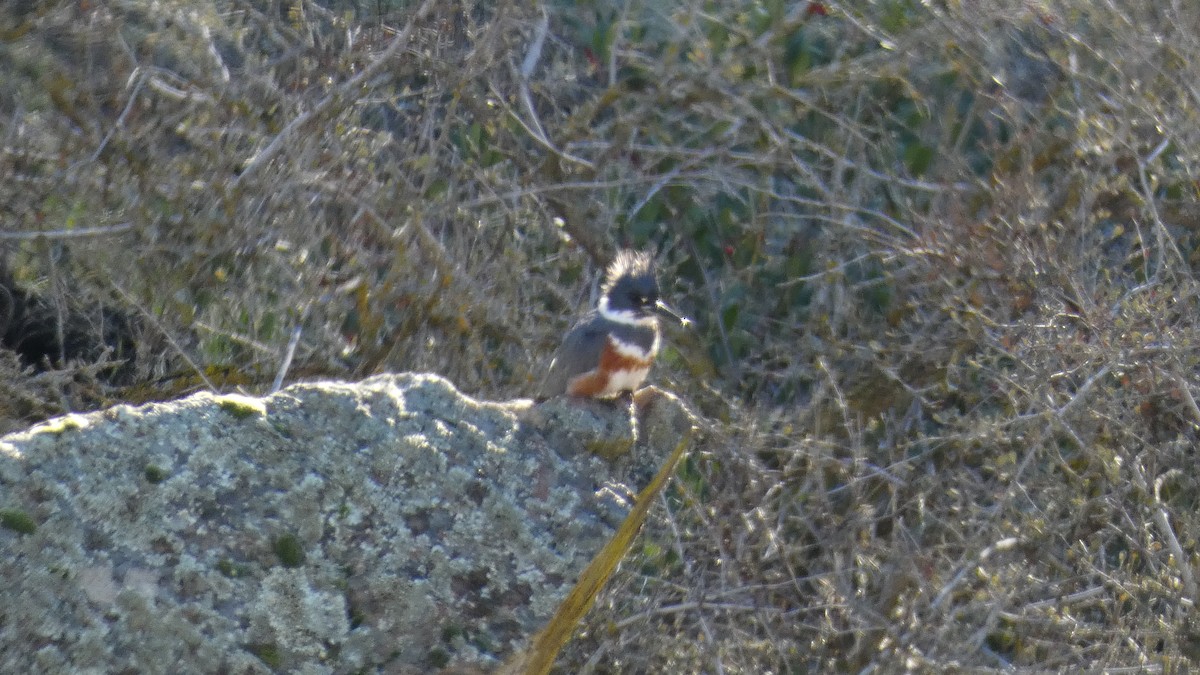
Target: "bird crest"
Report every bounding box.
[602,250,654,295]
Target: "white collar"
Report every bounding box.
[598,295,658,327]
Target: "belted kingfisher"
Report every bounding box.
[537,250,689,401]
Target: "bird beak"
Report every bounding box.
[654,299,692,328]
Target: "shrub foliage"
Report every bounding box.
[5,0,1200,670]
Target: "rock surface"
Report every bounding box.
[0,373,691,674]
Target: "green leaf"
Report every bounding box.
[904,142,934,175]
[722,303,740,330]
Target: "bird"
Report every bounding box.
[537,250,689,401]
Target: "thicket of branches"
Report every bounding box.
[5,0,1200,670]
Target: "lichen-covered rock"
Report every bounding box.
[0,373,690,673]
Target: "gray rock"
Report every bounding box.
[0,373,692,674]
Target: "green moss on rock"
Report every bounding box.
[273,533,306,568]
[216,557,251,578]
[427,647,450,669]
[0,509,36,535]
[143,464,168,484]
[215,394,266,419]
[246,642,281,669]
[37,415,85,435]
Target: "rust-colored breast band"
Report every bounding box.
[565,339,653,397]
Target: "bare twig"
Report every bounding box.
[931,538,1020,610]
[271,325,303,394]
[1135,463,1198,604]
[109,281,216,393]
[0,223,135,240]
[233,0,438,186]
[1171,373,1200,427]
[1054,364,1112,417]
[82,68,146,164]
[509,9,595,170]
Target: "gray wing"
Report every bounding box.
[536,313,608,400]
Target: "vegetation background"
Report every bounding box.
[4,0,1200,671]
